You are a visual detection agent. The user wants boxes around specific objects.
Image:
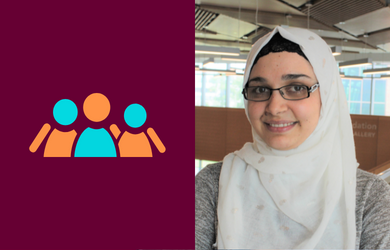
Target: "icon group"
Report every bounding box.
[29,93,165,157]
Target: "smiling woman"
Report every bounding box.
[247,51,321,150]
[195,26,390,250]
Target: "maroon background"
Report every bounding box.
[1,1,194,249]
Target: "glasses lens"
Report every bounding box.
[282,85,309,100]
[246,86,271,101]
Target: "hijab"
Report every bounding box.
[217,26,358,249]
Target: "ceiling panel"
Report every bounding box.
[283,0,307,8]
[195,31,242,41]
[337,45,380,54]
[301,0,385,26]
[377,43,390,52]
[250,27,273,43]
[365,28,390,47]
[334,8,390,36]
[322,37,376,49]
[197,0,305,16]
[194,0,390,54]
[310,29,359,41]
[206,14,258,39]
[195,6,218,30]
[194,37,252,53]
[200,4,335,31]
[257,23,278,30]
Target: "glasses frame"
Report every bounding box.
[242,82,319,102]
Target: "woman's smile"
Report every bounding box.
[264,121,298,132]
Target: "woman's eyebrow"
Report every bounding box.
[281,74,311,80]
[248,76,267,83]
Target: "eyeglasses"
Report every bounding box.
[242,82,319,102]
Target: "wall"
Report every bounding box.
[195,106,390,171]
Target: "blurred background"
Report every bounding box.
[194,0,390,181]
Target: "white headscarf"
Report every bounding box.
[217,26,358,249]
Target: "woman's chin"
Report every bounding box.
[264,137,299,151]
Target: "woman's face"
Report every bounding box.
[247,51,321,150]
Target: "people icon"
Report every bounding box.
[110,103,166,157]
[29,99,78,157]
[30,95,166,158]
[74,93,118,157]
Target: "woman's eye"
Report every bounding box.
[291,86,305,92]
[254,87,268,93]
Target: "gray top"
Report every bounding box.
[195,162,390,250]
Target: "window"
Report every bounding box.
[373,79,386,115]
[227,75,245,108]
[342,78,370,115]
[195,62,245,108]
[339,62,390,116]
[341,77,390,115]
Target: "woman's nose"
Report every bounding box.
[264,90,288,116]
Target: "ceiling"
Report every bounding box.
[195,0,390,62]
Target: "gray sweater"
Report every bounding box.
[195,162,390,250]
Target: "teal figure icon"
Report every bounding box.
[29,99,78,157]
[74,93,118,157]
[109,103,166,157]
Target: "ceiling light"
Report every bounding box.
[202,58,214,67]
[341,75,363,79]
[230,65,245,70]
[381,75,390,79]
[331,46,342,56]
[338,58,372,68]
[195,68,236,75]
[195,45,240,56]
[235,69,244,75]
[363,67,390,75]
[230,66,245,71]
[221,54,248,62]
[339,72,345,77]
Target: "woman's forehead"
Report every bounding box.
[249,51,316,81]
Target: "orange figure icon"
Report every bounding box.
[74,93,118,157]
[111,103,165,157]
[29,99,78,157]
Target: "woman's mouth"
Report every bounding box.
[264,121,298,132]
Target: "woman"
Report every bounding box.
[195,26,390,249]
